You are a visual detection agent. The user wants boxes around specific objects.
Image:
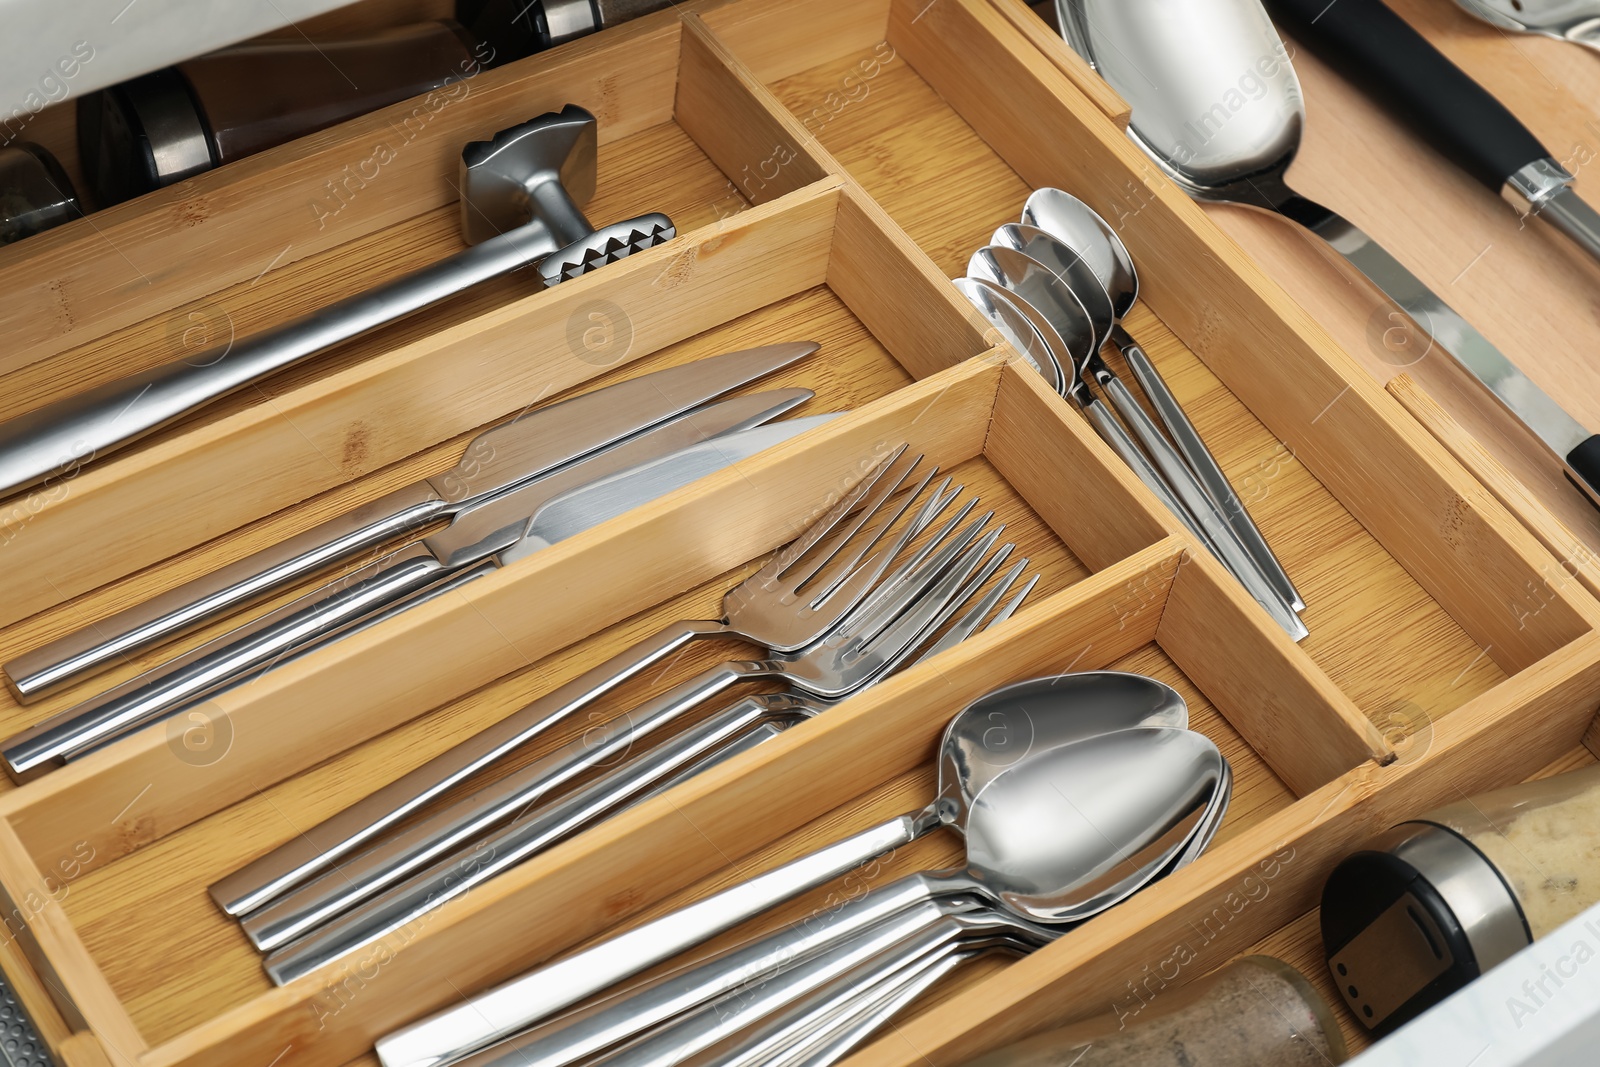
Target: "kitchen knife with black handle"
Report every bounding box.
[1265,0,1600,264]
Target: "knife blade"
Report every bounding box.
[0,396,832,782]
[4,342,820,702]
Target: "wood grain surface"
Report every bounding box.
[0,1,1597,1065]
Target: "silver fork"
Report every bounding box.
[239,544,1033,957]
[211,447,950,919]
[258,527,1015,986]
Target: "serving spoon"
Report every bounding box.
[1451,0,1600,51]
[1056,0,1600,509]
[1021,188,1303,615]
[374,672,1192,1067]
[971,240,1304,640]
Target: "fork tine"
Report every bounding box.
[870,545,1019,679]
[801,471,952,609]
[989,572,1039,627]
[837,491,979,628]
[838,508,995,647]
[791,462,939,597]
[768,444,910,579]
[912,555,1029,664]
[843,528,1006,670]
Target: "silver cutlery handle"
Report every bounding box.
[4,483,450,702]
[371,829,942,1067]
[0,226,553,499]
[579,915,961,1067]
[260,661,772,985]
[211,618,727,918]
[763,946,975,1067]
[0,548,450,780]
[1118,337,1303,612]
[1095,375,1305,639]
[243,693,786,953]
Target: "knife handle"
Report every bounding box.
[1565,437,1600,512]
[0,546,453,782]
[1265,0,1553,193]
[3,483,450,703]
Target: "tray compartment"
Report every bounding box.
[0,1,1594,1065]
[0,13,835,632]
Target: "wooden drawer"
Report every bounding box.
[0,1,1596,1065]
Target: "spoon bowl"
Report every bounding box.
[951,277,1066,395]
[1450,0,1600,50]
[1022,187,1137,319]
[966,246,1097,382]
[990,222,1116,349]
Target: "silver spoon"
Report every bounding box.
[373,672,1191,1067]
[702,763,1235,1067]
[971,241,1305,641]
[502,727,1227,1067]
[1016,192,1305,616]
[1056,0,1600,510]
[1451,0,1600,51]
[951,277,1066,394]
[962,246,1203,537]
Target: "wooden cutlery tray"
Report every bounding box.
[2,0,1599,1064]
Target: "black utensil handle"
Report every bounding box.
[1265,0,1552,192]
[1566,436,1600,510]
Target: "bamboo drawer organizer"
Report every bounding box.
[1,1,1599,1065]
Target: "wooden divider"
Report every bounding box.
[849,630,1600,1067]
[887,0,1600,674]
[0,13,695,377]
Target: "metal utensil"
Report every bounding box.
[373,671,1194,1067]
[960,248,1199,532]
[0,105,675,499]
[260,523,1015,983]
[1057,0,1600,509]
[241,548,1035,958]
[1451,0,1600,52]
[950,277,1064,394]
[1022,188,1302,615]
[708,759,1233,1067]
[1,406,833,781]
[1267,0,1600,264]
[210,445,945,919]
[241,536,1023,956]
[969,242,1304,639]
[4,343,820,702]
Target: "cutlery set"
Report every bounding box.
[1058,0,1600,510]
[957,188,1306,639]
[373,672,1231,1067]
[211,446,1042,984]
[0,342,828,778]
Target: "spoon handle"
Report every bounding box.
[373,817,944,1067]
[1116,335,1302,613]
[1091,371,1306,641]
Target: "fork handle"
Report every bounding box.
[209,617,728,918]
[241,693,795,953]
[260,660,768,986]
[372,822,943,1067]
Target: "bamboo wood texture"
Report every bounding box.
[0,1,1594,1066]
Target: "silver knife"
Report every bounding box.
[4,342,820,703]
[0,398,834,782]
[1057,0,1600,509]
